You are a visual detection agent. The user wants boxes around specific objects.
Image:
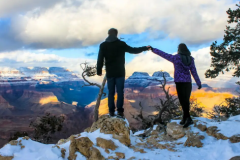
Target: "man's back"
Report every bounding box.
[97,38,147,78]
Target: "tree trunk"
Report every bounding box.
[94,75,107,122]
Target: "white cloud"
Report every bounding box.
[0,50,95,72]
[6,0,236,49]
[126,47,239,88]
[0,0,61,17]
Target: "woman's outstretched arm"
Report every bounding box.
[152,48,174,63]
[190,59,202,88]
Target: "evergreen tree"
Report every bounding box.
[29,113,65,143]
[205,3,240,85]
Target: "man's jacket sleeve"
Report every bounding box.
[124,42,148,54]
[97,46,104,75]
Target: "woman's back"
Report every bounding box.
[151,48,201,87]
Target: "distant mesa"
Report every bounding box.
[131,72,150,77]
[125,71,174,88]
[152,71,170,78]
[0,67,81,84]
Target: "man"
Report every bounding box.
[97,28,149,118]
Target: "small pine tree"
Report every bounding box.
[189,98,205,117]
[29,113,65,143]
[8,131,28,141]
[205,3,240,85]
[207,97,240,121]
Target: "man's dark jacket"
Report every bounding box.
[97,36,148,78]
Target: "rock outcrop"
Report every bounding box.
[0,155,14,160]
[96,137,118,151]
[230,156,240,160]
[184,132,204,148]
[88,115,131,146]
[206,126,228,140]
[68,136,104,160]
[166,122,189,139]
[1,114,240,160]
[197,124,207,132]
[229,134,240,143]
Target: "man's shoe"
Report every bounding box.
[117,112,125,119]
[183,117,194,128]
[109,112,116,117]
[180,117,187,125]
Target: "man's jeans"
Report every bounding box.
[107,77,125,114]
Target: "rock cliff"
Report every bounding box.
[0,115,240,160]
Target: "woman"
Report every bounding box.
[149,43,202,128]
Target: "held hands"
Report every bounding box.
[147,45,153,51]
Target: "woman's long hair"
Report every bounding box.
[178,43,190,55]
[178,43,192,65]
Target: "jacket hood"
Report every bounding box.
[105,35,119,42]
[178,50,192,66]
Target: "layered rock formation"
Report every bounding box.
[0,85,97,147]
[125,71,174,88]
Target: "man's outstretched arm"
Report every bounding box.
[124,42,148,54]
[97,47,104,76]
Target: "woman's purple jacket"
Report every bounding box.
[152,48,201,87]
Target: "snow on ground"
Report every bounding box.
[1,116,240,160]
[194,116,240,137]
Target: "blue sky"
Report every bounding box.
[0,0,238,87]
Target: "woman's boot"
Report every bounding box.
[183,117,193,128]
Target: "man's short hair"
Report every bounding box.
[108,28,118,36]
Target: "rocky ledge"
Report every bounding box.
[1,114,240,160]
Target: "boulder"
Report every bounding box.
[215,133,228,140]
[8,140,18,146]
[108,156,118,160]
[61,148,66,158]
[184,132,203,148]
[229,134,240,143]
[57,139,70,145]
[166,122,188,139]
[197,124,207,131]
[96,137,118,151]
[84,127,91,133]
[206,126,218,136]
[88,147,105,160]
[133,147,146,153]
[115,152,125,159]
[89,115,131,146]
[230,156,240,160]
[0,155,14,160]
[206,126,228,140]
[68,136,93,160]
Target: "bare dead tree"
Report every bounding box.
[153,72,178,124]
[129,102,154,130]
[80,62,107,122]
[130,72,179,131]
